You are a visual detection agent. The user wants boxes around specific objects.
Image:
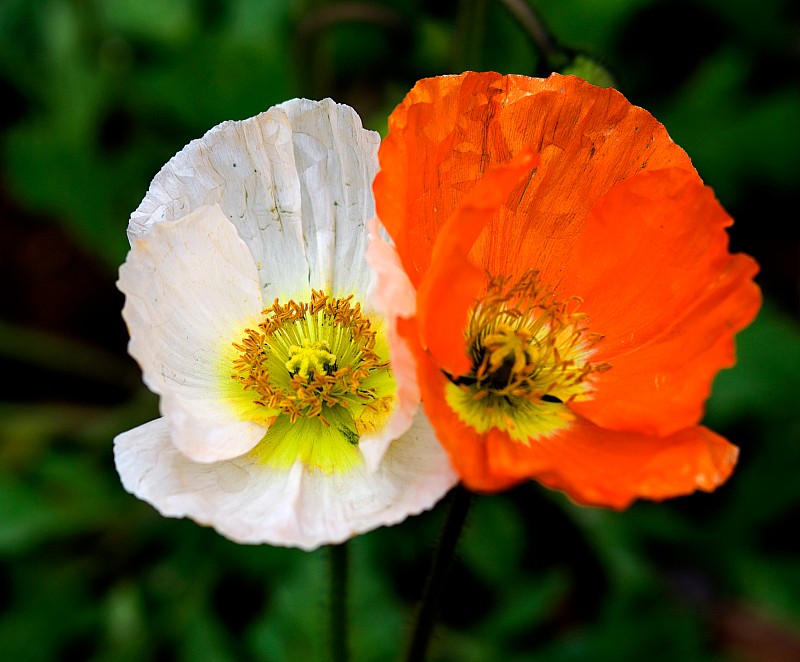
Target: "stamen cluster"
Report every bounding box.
[446,271,610,442]
[464,271,608,405]
[232,290,392,424]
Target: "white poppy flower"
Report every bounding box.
[114,99,457,550]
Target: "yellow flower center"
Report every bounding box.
[228,290,396,473]
[445,271,609,442]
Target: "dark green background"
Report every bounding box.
[1,1,799,660]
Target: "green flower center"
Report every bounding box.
[229,290,396,473]
[446,271,609,442]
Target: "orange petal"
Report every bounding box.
[374,72,693,286]
[489,418,739,508]
[416,151,538,376]
[557,168,761,435]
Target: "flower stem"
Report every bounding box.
[330,541,349,662]
[405,485,474,662]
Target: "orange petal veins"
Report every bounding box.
[374,72,693,286]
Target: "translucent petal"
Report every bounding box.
[374,72,693,286]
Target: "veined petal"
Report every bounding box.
[375,72,693,286]
[114,413,457,550]
[118,205,267,463]
[129,99,380,303]
[286,99,381,300]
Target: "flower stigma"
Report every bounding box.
[445,271,610,443]
[230,290,396,473]
[286,339,336,378]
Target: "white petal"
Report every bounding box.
[129,99,380,302]
[114,412,457,550]
[282,98,380,299]
[118,205,267,462]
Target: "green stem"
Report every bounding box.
[330,541,349,662]
[405,485,474,662]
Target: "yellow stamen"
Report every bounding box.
[446,271,610,442]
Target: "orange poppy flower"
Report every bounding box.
[371,72,761,508]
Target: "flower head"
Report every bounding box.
[115,99,457,549]
[371,72,761,508]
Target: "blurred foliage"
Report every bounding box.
[1,0,799,661]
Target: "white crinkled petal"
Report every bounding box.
[114,412,457,550]
[128,99,380,303]
[284,98,379,300]
[118,205,266,463]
